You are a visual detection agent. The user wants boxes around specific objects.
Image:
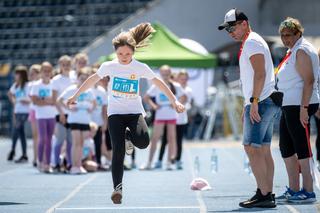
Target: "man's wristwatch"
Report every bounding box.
[250,97,259,104]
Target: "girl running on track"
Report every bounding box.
[66,23,185,204]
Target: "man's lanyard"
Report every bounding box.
[237,31,251,61]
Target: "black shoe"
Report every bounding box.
[7,150,15,161]
[239,189,276,208]
[52,165,61,173]
[14,155,28,163]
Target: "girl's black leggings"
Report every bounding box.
[108,114,149,189]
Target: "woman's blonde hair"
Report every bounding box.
[29,64,41,74]
[78,66,92,77]
[177,69,189,79]
[279,17,304,35]
[112,23,155,51]
[59,55,72,64]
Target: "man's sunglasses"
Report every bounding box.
[225,21,243,33]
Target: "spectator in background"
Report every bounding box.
[314,48,320,170]
[30,62,56,173]
[7,65,30,163]
[27,64,41,167]
[276,17,319,203]
[58,67,96,175]
[70,53,88,83]
[142,65,186,170]
[51,55,73,173]
[218,8,278,208]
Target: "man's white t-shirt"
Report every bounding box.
[9,83,30,114]
[51,74,73,114]
[90,86,108,126]
[59,84,95,124]
[96,59,156,116]
[239,32,275,105]
[147,82,185,120]
[30,79,56,119]
[177,86,193,125]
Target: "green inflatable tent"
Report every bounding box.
[99,22,217,68]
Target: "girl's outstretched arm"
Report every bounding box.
[67,73,100,106]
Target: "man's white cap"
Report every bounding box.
[218,8,248,30]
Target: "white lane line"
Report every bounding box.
[45,174,98,213]
[186,148,207,213]
[56,206,200,210]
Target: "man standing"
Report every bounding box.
[218,8,279,208]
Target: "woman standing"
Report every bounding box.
[66,23,184,204]
[276,17,319,203]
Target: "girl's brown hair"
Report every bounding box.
[14,65,28,88]
[112,23,155,51]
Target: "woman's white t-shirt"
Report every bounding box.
[59,84,95,124]
[239,32,275,106]
[277,37,319,106]
[147,82,185,120]
[177,86,193,125]
[30,79,56,119]
[90,86,108,126]
[96,59,156,116]
[51,74,73,114]
[9,83,30,114]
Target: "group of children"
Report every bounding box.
[7,53,113,174]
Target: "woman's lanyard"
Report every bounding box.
[274,51,292,90]
[237,31,251,61]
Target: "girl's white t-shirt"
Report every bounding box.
[239,32,275,106]
[30,79,56,119]
[90,86,108,126]
[96,59,156,116]
[9,83,30,114]
[51,74,73,114]
[277,37,319,106]
[177,86,193,125]
[147,82,185,120]
[59,84,95,124]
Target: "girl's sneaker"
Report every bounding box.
[70,166,82,175]
[287,189,316,204]
[111,184,122,204]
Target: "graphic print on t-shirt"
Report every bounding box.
[15,88,26,99]
[159,93,170,105]
[77,93,92,110]
[111,77,138,99]
[39,89,50,98]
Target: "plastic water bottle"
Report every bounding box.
[243,155,252,174]
[194,156,200,176]
[210,149,218,173]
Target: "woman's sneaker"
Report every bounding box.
[111,184,122,204]
[287,189,316,204]
[275,186,296,202]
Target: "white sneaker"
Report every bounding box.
[80,166,88,174]
[139,163,152,170]
[166,162,175,171]
[70,166,81,175]
[125,128,134,155]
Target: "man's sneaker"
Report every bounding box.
[275,186,296,202]
[7,150,15,161]
[287,189,316,204]
[239,188,276,208]
[153,161,162,169]
[14,155,28,163]
[125,129,134,155]
[111,183,122,204]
